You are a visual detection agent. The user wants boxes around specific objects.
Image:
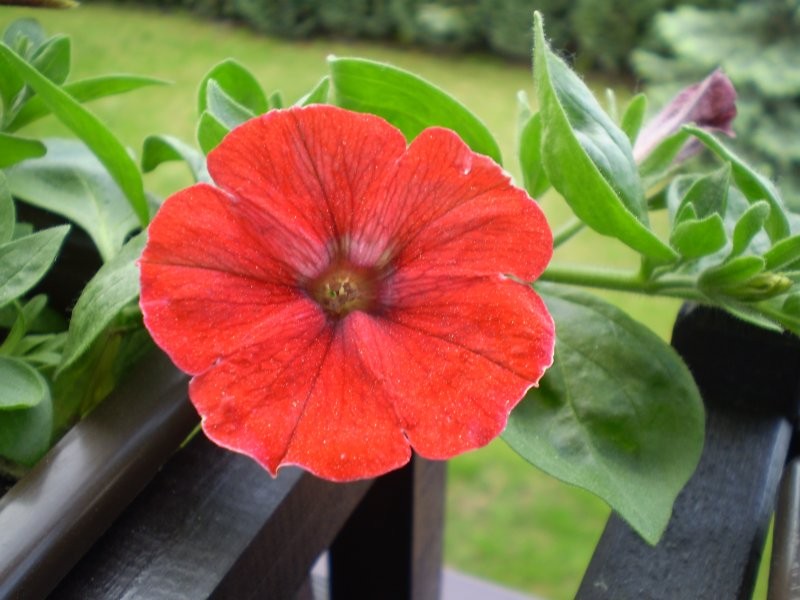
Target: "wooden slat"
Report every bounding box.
[51,435,374,599]
[329,456,446,600]
[768,457,800,600]
[577,305,800,600]
[0,350,195,599]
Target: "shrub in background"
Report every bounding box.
[318,0,394,38]
[480,0,573,60]
[390,0,482,50]
[232,0,320,37]
[634,0,800,209]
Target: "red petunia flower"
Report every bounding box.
[139,105,554,482]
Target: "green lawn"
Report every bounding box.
[0,5,726,599]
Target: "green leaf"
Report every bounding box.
[0,355,47,409]
[764,234,800,271]
[53,308,152,431]
[6,139,141,262]
[670,214,727,259]
[329,56,503,164]
[699,255,766,291]
[0,43,149,227]
[638,130,690,182]
[518,111,550,198]
[29,34,70,85]
[0,224,69,308]
[268,90,284,109]
[678,164,730,219]
[0,132,46,168]
[0,19,42,112]
[686,126,790,242]
[2,19,47,55]
[141,134,209,183]
[620,93,647,144]
[197,110,229,155]
[205,80,255,130]
[7,75,167,132]
[0,356,52,466]
[197,58,268,116]
[532,13,675,263]
[730,201,770,257]
[504,286,704,544]
[0,294,47,357]
[0,173,15,245]
[58,231,146,375]
[295,76,330,106]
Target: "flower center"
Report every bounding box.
[309,265,380,319]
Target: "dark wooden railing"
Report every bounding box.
[0,303,798,599]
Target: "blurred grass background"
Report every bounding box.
[1,5,767,598]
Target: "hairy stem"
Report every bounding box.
[538,264,705,301]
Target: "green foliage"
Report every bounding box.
[391,0,482,50]
[329,56,502,163]
[319,0,395,38]
[233,0,321,38]
[532,15,675,262]
[0,18,165,474]
[480,0,572,60]
[633,1,800,209]
[505,285,704,545]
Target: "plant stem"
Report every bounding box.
[539,264,706,301]
[552,218,585,248]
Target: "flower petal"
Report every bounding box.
[207,105,408,272]
[352,127,552,281]
[192,314,411,481]
[361,276,554,458]
[633,69,737,163]
[139,183,323,373]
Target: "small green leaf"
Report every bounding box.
[532,13,675,263]
[638,130,690,181]
[504,286,704,545]
[0,132,46,168]
[0,224,69,308]
[730,201,770,257]
[197,110,229,155]
[2,19,47,55]
[295,76,330,106]
[0,294,46,356]
[197,59,267,116]
[686,126,790,242]
[518,111,550,198]
[670,214,727,259]
[678,164,730,219]
[764,235,800,271]
[0,43,149,227]
[7,139,140,262]
[269,90,284,109]
[58,231,146,375]
[329,56,503,164]
[205,80,255,130]
[7,75,167,132]
[0,356,52,466]
[29,34,70,85]
[699,255,766,291]
[0,173,15,245]
[620,93,647,144]
[141,134,209,183]
[0,355,47,409]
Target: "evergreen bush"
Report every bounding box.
[634,1,800,208]
[318,0,394,38]
[480,0,573,60]
[390,0,482,50]
[232,0,320,38]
